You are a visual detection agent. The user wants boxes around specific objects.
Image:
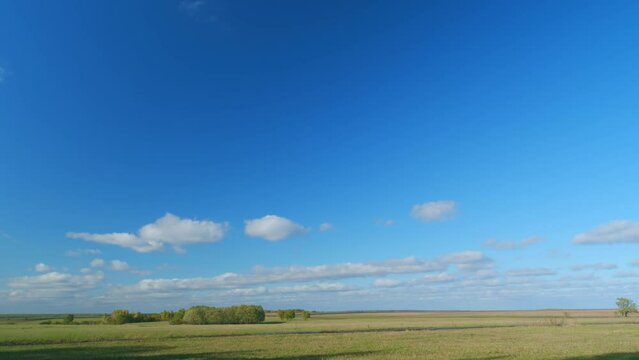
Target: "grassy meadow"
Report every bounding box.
[2,310,639,359]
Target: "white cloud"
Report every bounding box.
[7,271,104,300]
[571,263,617,271]
[373,278,402,288]
[375,219,396,226]
[34,263,52,273]
[244,215,306,241]
[505,268,556,277]
[110,260,130,271]
[225,283,354,297]
[180,0,204,15]
[572,220,639,245]
[90,258,105,267]
[319,223,333,232]
[409,273,455,285]
[65,248,101,257]
[631,260,639,267]
[67,213,228,253]
[110,251,491,296]
[483,236,543,250]
[411,200,456,222]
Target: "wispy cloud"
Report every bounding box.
[570,262,617,271]
[505,268,556,277]
[67,213,228,253]
[411,200,456,222]
[65,248,102,257]
[244,215,306,241]
[484,236,543,250]
[179,0,204,15]
[572,220,639,245]
[110,251,492,296]
[319,223,333,232]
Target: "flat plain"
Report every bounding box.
[1,310,639,359]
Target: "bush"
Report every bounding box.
[170,308,186,325]
[63,314,74,324]
[39,320,52,325]
[278,309,296,321]
[103,310,159,324]
[180,305,265,325]
[302,311,311,320]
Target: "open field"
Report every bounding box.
[2,310,639,359]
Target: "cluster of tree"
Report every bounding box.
[277,309,311,321]
[177,305,266,325]
[102,310,160,324]
[616,298,638,317]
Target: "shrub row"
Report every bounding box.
[180,305,265,325]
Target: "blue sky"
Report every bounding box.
[1,0,639,313]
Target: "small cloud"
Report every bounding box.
[244,215,307,241]
[90,258,105,268]
[34,263,52,273]
[631,260,639,267]
[110,260,130,271]
[80,268,92,274]
[65,248,102,257]
[180,0,204,15]
[484,236,543,250]
[411,200,456,222]
[319,223,333,232]
[506,268,556,277]
[572,220,639,245]
[375,219,396,226]
[571,262,617,271]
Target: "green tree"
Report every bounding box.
[616,297,638,317]
[170,308,186,325]
[301,311,311,320]
[278,309,296,321]
[62,314,74,324]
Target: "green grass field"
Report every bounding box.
[2,310,639,359]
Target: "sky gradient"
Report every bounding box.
[1,0,639,313]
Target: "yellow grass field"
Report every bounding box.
[2,310,639,359]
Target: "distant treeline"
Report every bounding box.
[38,305,316,325]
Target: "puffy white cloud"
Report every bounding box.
[67,213,228,253]
[411,201,456,222]
[505,268,556,277]
[483,236,543,250]
[90,258,105,267]
[572,220,639,245]
[65,248,101,257]
[34,263,51,273]
[244,215,306,241]
[110,260,130,271]
[570,263,617,271]
[319,223,333,232]
[106,260,150,276]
